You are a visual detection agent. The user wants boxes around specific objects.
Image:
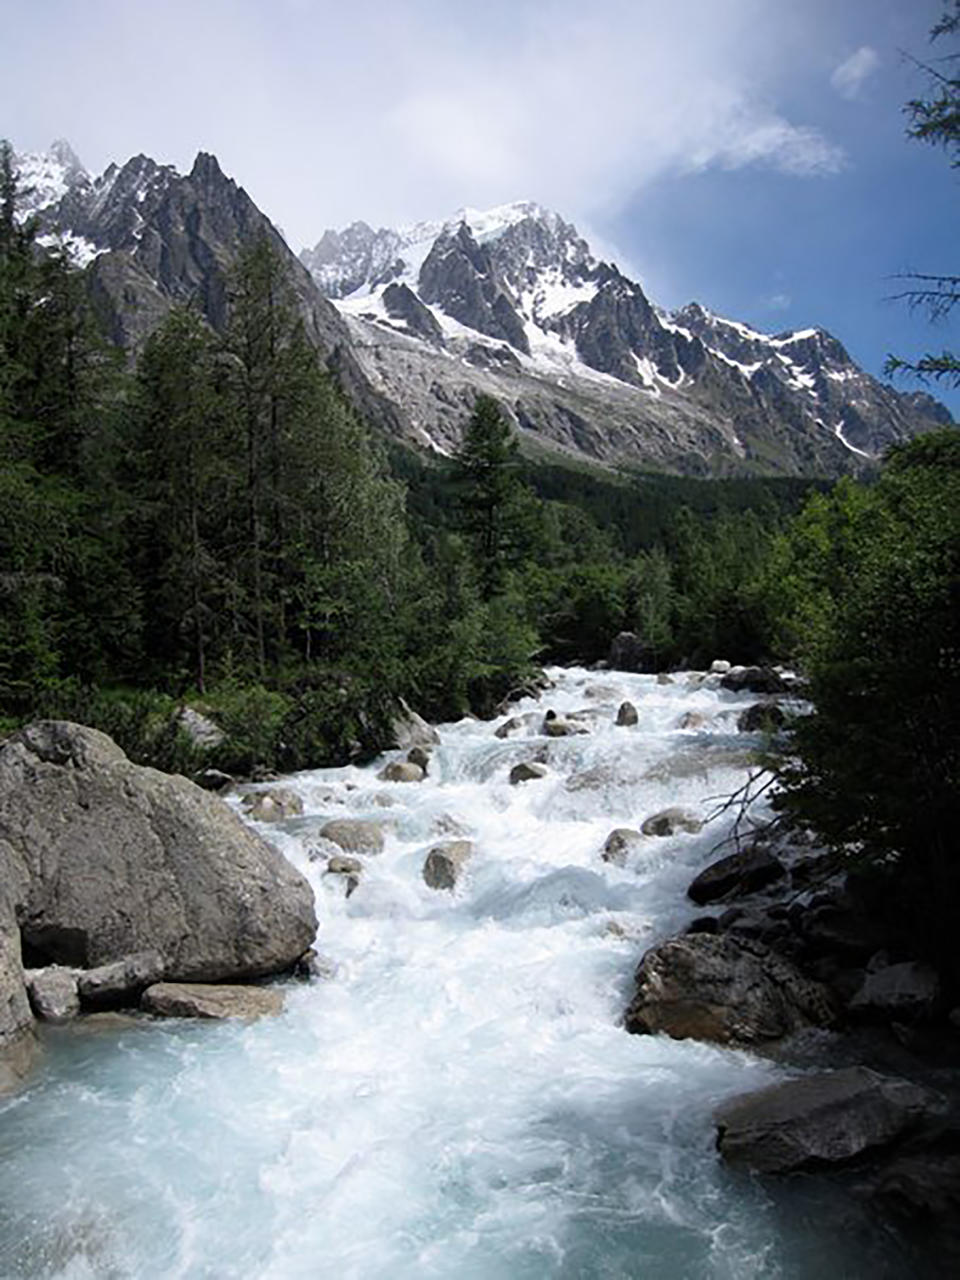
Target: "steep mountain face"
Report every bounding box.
[13,142,404,436]
[302,202,951,474]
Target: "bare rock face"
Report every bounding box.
[423,841,474,890]
[142,982,284,1020]
[624,933,836,1046]
[0,911,39,1087]
[715,1068,942,1173]
[0,722,317,985]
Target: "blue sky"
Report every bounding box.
[3,0,957,411]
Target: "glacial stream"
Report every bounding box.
[0,668,916,1278]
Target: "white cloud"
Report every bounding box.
[831,46,881,100]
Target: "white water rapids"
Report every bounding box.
[0,668,915,1277]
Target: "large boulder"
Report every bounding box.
[608,632,652,673]
[0,721,317,983]
[720,666,787,695]
[616,701,639,727]
[624,933,836,1046]
[714,1068,942,1173]
[687,846,786,905]
[601,828,643,867]
[848,961,942,1023]
[737,702,787,734]
[0,908,38,1089]
[26,966,80,1023]
[378,761,425,783]
[389,699,440,751]
[77,950,165,1010]
[510,761,548,784]
[423,841,474,890]
[641,807,703,837]
[319,818,386,854]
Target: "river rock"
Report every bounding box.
[77,950,165,1009]
[737,702,787,733]
[26,966,80,1022]
[714,1067,942,1173]
[0,907,36,1090]
[541,711,589,737]
[677,712,708,730]
[320,818,386,854]
[406,746,431,773]
[142,982,284,1020]
[194,768,234,793]
[641,807,703,837]
[720,666,787,695]
[687,846,786,905]
[616,701,638,726]
[624,933,836,1045]
[602,828,642,866]
[510,761,548,784]
[241,788,303,821]
[495,717,524,739]
[848,961,942,1023]
[0,721,316,982]
[710,660,732,674]
[423,840,474,890]
[389,698,440,750]
[656,673,675,685]
[378,761,425,783]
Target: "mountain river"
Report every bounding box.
[0,667,920,1277]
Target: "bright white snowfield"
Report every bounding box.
[0,669,913,1277]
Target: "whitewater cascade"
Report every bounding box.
[0,668,909,1277]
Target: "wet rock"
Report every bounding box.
[406,746,431,773]
[601,828,643,867]
[584,684,618,700]
[493,674,554,716]
[720,666,787,695]
[686,916,720,935]
[494,717,524,739]
[327,854,362,877]
[0,721,316,983]
[687,846,786,906]
[677,711,708,730]
[541,710,589,737]
[608,631,653,673]
[295,949,336,980]
[510,761,548,784]
[319,819,386,855]
[714,1067,942,1173]
[26,966,80,1023]
[710,660,732,674]
[798,893,887,963]
[77,950,165,1009]
[194,768,234,793]
[656,673,675,685]
[378,761,425,783]
[737,702,787,734]
[305,836,345,864]
[142,982,284,1020]
[423,840,474,890]
[241,788,303,821]
[849,962,942,1023]
[640,807,703,837]
[624,933,836,1046]
[176,706,225,749]
[616,701,638,727]
[388,698,440,750]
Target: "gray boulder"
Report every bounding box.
[0,909,37,1089]
[656,673,675,685]
[510,761,548,784]
[176,706,225,749]
[423,841,474,890]
[624,933,836,1046]
[142,982,284,1020]
[406,746,431,773]
[616,701,638,727]
[389,699,440,751]
[495,717,524,739]
[26,966,80,1023]
[77,950,165,1009]
[641,807,703,837]
[677,711,708,730]
[0,722,316,983]
[602,828,643,867]
[715,1067,942,1173]
[849,961,941,1023]
[319,819,386,854]
[378,761,425,783]
[541,711,589,737]
[687,846,786,905]
[720,666,787,695]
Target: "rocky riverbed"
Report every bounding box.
[0,667,954,1277]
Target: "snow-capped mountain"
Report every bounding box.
[11,142,950,476]
[302,202,950,472]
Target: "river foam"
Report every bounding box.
[0,668,915,1277]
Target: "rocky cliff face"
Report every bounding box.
[14,142,405,437]
[303,201,951,475]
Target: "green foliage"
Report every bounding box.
[774,429,960,959]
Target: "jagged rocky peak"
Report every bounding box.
[13,138,91,217]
